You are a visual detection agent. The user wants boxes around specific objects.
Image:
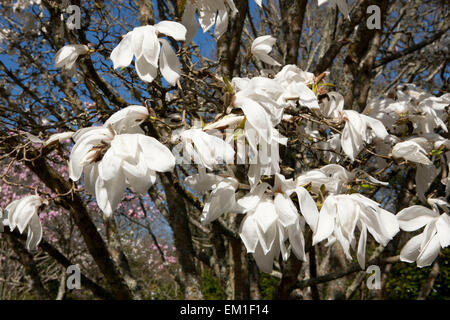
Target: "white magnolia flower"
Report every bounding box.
[318,0,350,19]
[275,64,315,87]
[44,132,74,146]
[237,175,319,272]
[69,107,175,216]
[24,131,74,146]
[95,134,175,215]
[391,140,432,165]
[69,126,115,182]
[233,76,285,125]
[397,204,450,267]
[296,164,354,195]
[5,195,45,251]
[316,133,342,163]
[244,122,287,182]
[54,44,89,75]
[274,65,319,110]
[320,92,344,119]
[182,0,238,42]
[341,110,388,161]
[313,194,399,269]
[175,127,235,170]
[366,85,450,135]
[186,173,241,224]
[251,35,280,66]
[110,21,186,85]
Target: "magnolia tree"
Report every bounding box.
[0,0,449,300]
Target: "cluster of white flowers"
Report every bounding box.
[3,0,448,274]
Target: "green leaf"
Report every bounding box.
[222,75,234,95]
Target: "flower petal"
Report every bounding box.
[159,38,182,86]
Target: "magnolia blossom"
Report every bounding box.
[251,35,280,66]
[320,92,344,119]
[397,203,450,267]
[54,44,89,75]
[274,65,319,110]
[96,134,175,215]
[186,173,241,224]
[110,21,186,85]
[4,195,45,250]
[341,110,388,161]
[174,127,235,170]
[391,140,432,165]
[104,105,149,134]
[365,84,450,135]
[313,194,399,269]
[233,76,285,126]
[24,131,75,147]
[296,164,354,195]
[69,106,175,216]
[236,174,319,272]
[181,0,238,42]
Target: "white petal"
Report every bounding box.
[436,213,450,248]
[274,193,298,227]
[357,225,367,269]
[201,179,237,223]
[253,243,275,273]
[362,115,388,140]
[313,196,336,245]
[417,234,441,267]
[397,205,439,232]
[155,21,187,41]
[44,131,74,146]
[104,105,149,134]
[236,96,273,143]
[185,173,223,193]
[236,182,270,213]
[159,38,182,86]
[135,54,158,83]
[181,2,198,43]
[295,186,319,232]
[26,214,42,251]
[251,35,280,66]
[197,9,216,33]
[239,215,259,253]
[214,9,229,38]
[110,33,134,69]
[141,28,160,67]
[255,199,278,234]
[400,233,423,263]
[94,172,126,217]
[138,134,175,172]
[392,140,432,165]
[288,222,306,261]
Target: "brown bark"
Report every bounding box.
[217,0,249,77]
[280,0,308,65]
[5,233,51,299]
[160,172,203,299]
